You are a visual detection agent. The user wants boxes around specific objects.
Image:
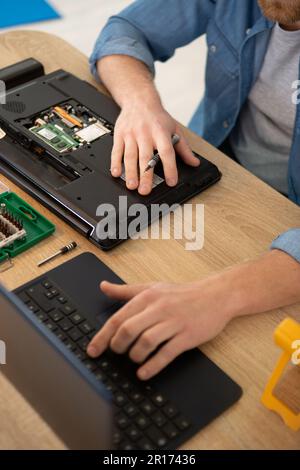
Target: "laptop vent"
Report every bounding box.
[1,100,26,114]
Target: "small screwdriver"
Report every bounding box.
[144,133,181,173]
[37,241,77,267]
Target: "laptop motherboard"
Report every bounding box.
[26,100,114,154]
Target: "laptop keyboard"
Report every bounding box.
[16,277,192,450]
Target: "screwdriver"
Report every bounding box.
[144,134,181,172]
[37,241,77,267]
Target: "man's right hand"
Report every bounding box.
[97,55,200,196]
[111,98,200,195]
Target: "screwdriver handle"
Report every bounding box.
[60,241,77,254]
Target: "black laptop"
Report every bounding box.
[0,252,242,450]
[0,59,221,250]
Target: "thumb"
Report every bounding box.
[175,135,200,167]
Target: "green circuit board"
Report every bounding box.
[0,191,55,264]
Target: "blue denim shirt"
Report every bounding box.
[90,0,300,263]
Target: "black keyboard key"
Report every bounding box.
[137,438,154,450]
[116,413,130,429]
[162,422,179,439]
[105,381,117,393]
[120,380,133,392]
[57,295,67,304]
[54,330,67,342]
[113,431,123,446]
[108,368,122,382]
[27,302,40,314]
[64,338,76,352]
[49,310,63,323]
[130,390,143,404]
[114,392,128,407]
[58,318,73,332]
[69,312,84,325]
[49,288,59,297]
[126,426,141,442]
[124,403,138,418]
[88,332,96,341]
[134,414,150,430]
[152,410,167,427]
[151,392,167,407]
[74,349,87,362]
[37,311,48,322]
[77,337,89,352]
[27,286,56,313]
[174,416,191,431]
[83,359,97,372]
[146,425,168,448]
[42,280,52,289]
[60,304,76,316]
[119,441,135,450]
[17,291,31,304]
[141,400,155,415]
[163,403,179,419]
[45,291,57,300]
[45,320,58,333]
[68,327,83,342]
[97,357,110,370]
[93,369,105,382]
[79,321,94,335]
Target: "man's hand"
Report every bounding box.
[87,250,300,381]
[111,101,200,195]
[87,279,234,380]
[97,55,200,196]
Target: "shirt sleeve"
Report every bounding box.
[271,228,300,263]
[90,0,216,79]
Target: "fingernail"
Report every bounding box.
[111,168,119,177]
[138,368,148,380]
[139,184,149,194]
[128,179,137,188]
[167,178,177,187]
[87,345,98,357]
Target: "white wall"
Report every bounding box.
[1,0,207,125]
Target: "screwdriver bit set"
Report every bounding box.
[0,190,55,265]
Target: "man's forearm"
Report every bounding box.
[97,55,161,109]
[217,249,300,320]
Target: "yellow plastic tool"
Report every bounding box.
[261,318,300,431]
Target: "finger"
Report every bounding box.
[87,287,154,357]
[111,134,124,177]
[175,134,200,167]
[129,321,179,363]
[100,281,150,301]
[155,134,178,187]
[124,137,139,190]
[137,334,188,380]
[110,307,163,354]
[137,137,155,196]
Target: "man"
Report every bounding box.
[87,0,300,381]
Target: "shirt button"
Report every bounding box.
[210,44,217,53]
[246,28,251,35]
[223,120,230,129]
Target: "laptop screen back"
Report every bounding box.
[0,284,113,449]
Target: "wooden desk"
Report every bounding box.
[0,30,299,450]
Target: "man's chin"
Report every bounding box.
[259,0,300,24]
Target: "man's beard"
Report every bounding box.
[258,0,300,24]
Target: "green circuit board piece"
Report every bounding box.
[0,192,55,264]
[29,123,80,153]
